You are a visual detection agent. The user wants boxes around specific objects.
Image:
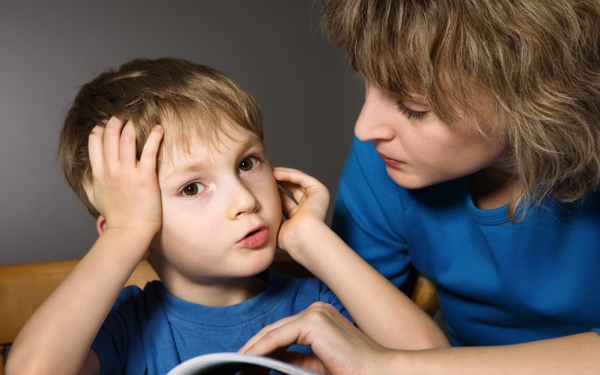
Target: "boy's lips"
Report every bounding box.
[237,226,270,249]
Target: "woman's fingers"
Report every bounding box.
[241,303,342,355]
[239,313,300,353]
[241,303,386,375]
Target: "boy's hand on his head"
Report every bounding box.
[273,167,329,253]
[86,116,164,236]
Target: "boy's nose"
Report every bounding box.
[228,181,259,219]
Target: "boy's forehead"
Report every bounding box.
[157,115,259,150]
[156,127,263,178]
[157,134,219,176]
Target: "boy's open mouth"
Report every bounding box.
[238,226,269,248]
[245,229,259,238]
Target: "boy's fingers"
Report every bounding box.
[139,125,164,173]
[273,167,316,188]
[280,182,309,207]
[119,121,138,169]
[103,116,125,163]
[278,180,305,197]
[88,125,105,174]
[274,168,324,202]
[279,189,298,218]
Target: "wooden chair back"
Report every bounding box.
[0,259,158,375]
[409,273,439,317]
[0,252,438,375]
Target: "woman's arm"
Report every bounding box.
[393,332,600,375]
[241,304,600,375]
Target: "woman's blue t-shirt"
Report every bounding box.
[333,137,600,346]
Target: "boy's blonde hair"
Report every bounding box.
[322,0,600,219]
[59,58,263,218]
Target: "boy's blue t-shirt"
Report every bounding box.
[92,268,348,375]
[332,137,600,347]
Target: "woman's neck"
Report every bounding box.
[468,167,517,210]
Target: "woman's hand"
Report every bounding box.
[243,304,600,375]
[240,302,396,375]
[86,116,164,235]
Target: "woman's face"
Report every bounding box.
[354,82,508,189]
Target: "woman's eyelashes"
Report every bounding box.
[181,182,205,196]
[396,100,428,120]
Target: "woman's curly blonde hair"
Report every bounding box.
[322,0,600,220]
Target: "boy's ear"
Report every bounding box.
[96,215,107,236]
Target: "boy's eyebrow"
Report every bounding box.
[160,136,264,182]
[160,160,210,182]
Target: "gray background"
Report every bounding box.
[0,1,363,266]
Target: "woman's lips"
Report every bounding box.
[378,152,404,168]
[237,227,269,249]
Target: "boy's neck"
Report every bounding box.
[148,256,268,306]
[166,274,267,306]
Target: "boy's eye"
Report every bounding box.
[239,156,258,172]
[181,182,205,196]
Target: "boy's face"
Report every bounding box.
[149,121,281,288]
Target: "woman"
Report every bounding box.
[242,1,600,373]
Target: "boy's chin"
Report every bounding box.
[247,250,276,275]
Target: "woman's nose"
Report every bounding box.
[354,85,396,142]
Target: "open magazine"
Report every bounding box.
[166,352,319,375]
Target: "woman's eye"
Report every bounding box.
[181,182,205,196]
[396,101,428,120]
[239,156,258,172]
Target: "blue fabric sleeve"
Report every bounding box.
[92,282,179,375]
[319,283,352,323]
[92,286,145,375]
[331,137,413,291]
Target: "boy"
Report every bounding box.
[7,58,446,375]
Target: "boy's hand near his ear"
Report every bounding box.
[86,116,164,237]
[271,167,449,352]
[273,167,330,255]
